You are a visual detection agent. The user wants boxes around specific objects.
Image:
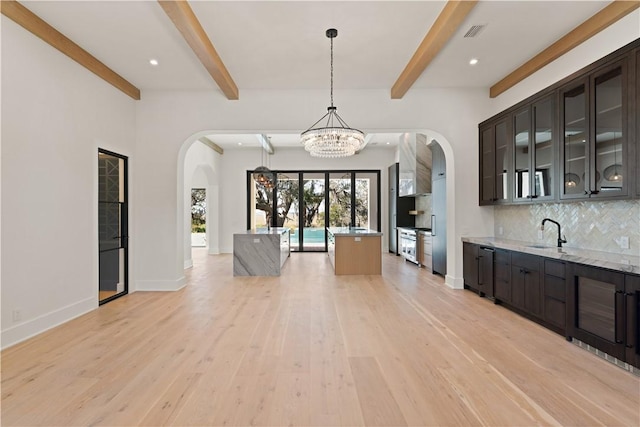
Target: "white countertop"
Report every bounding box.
[237,227,290,235]
[327,227,383,237]
[462,237,640,275]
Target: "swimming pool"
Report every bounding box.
[289,227,325,244]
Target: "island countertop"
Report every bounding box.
[327,227,383,237]
[238,227,290,235]
[462,236,639,275]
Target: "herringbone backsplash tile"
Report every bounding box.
[494,200,640,256]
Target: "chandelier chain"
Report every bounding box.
[330,34,334,108]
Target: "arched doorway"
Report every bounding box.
[179,137,221,270]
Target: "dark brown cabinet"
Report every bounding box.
[567,264,627,361]
[625,275,640,368]
[494,249,511,303]
[510,252,543,317]
[543,259,567,333]
[463,243,494,297]
[479,38,639,206]
[463,244,541,310]
[479,116,510,205]
[463,241,640,368]
[512,96,556,202]
[560,60,630,200]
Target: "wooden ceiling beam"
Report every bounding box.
[199,137,224,155]
[158,0,239,100]
[391,0,478,99]
[0,0,140,100]
[490,0,640,98]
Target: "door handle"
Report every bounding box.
[431,215,436,236]
[615,290,624,344]
[626,292,635,348]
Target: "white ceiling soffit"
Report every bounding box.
[205,133,400,149]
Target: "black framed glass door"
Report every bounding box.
[248,169,380,252]
[98,149,128,304]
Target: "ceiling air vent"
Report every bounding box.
[464,24,486,38]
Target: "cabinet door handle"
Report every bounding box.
[615,290,625,344]
[431,215,436,236]
[626,292,635,348]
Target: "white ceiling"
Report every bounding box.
[18,0,612,148]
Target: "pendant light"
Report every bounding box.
[603,131,622,182]
[301,28,364,158]
[253,143,274,188]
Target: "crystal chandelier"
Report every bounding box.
[301,28,364,158]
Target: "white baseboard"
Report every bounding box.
[445,274,464,289]
[136,276,186,292]
[1,297,96,350]
[208,247,220,255]
[184,259,193,269]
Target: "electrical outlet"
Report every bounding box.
[619,236,629,249]
[12,309,21,323]
[537,229,544,240]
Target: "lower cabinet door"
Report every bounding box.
[478,247,495,297]
[567,263,626,360]
[463,243,479,290]
[494,249,511,303]
[625,275,640,368]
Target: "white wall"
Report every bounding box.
[135,87,494,291]
[1,17,137,348]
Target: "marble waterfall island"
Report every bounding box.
[233,228,290,276]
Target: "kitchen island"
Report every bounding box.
[327,227,383,275]
[233,228,290,276]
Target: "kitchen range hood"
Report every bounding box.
[398,133,432,196]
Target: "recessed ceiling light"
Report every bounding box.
[469,58,479,66]
[149,59,159,66]
[238,142,242,146]
[386,142,390,145]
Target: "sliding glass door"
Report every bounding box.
[301,173,326,251]
[248,169,380,252]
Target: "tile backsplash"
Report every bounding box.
[415,195,432,228]
[494,200,640,256]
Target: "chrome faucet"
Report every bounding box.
[541,218,567,248]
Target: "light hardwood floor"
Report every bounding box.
[2,249,639,426]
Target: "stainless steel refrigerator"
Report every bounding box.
[430,142,447,275]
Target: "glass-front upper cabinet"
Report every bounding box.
[532,97,554,201]
[561,82,588,198]
[513,95,555,202]
[561,60,628,200]
[513,108,531,201]
[479,116,510,205]
[593,65,626,196]
[494,119,510,202]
